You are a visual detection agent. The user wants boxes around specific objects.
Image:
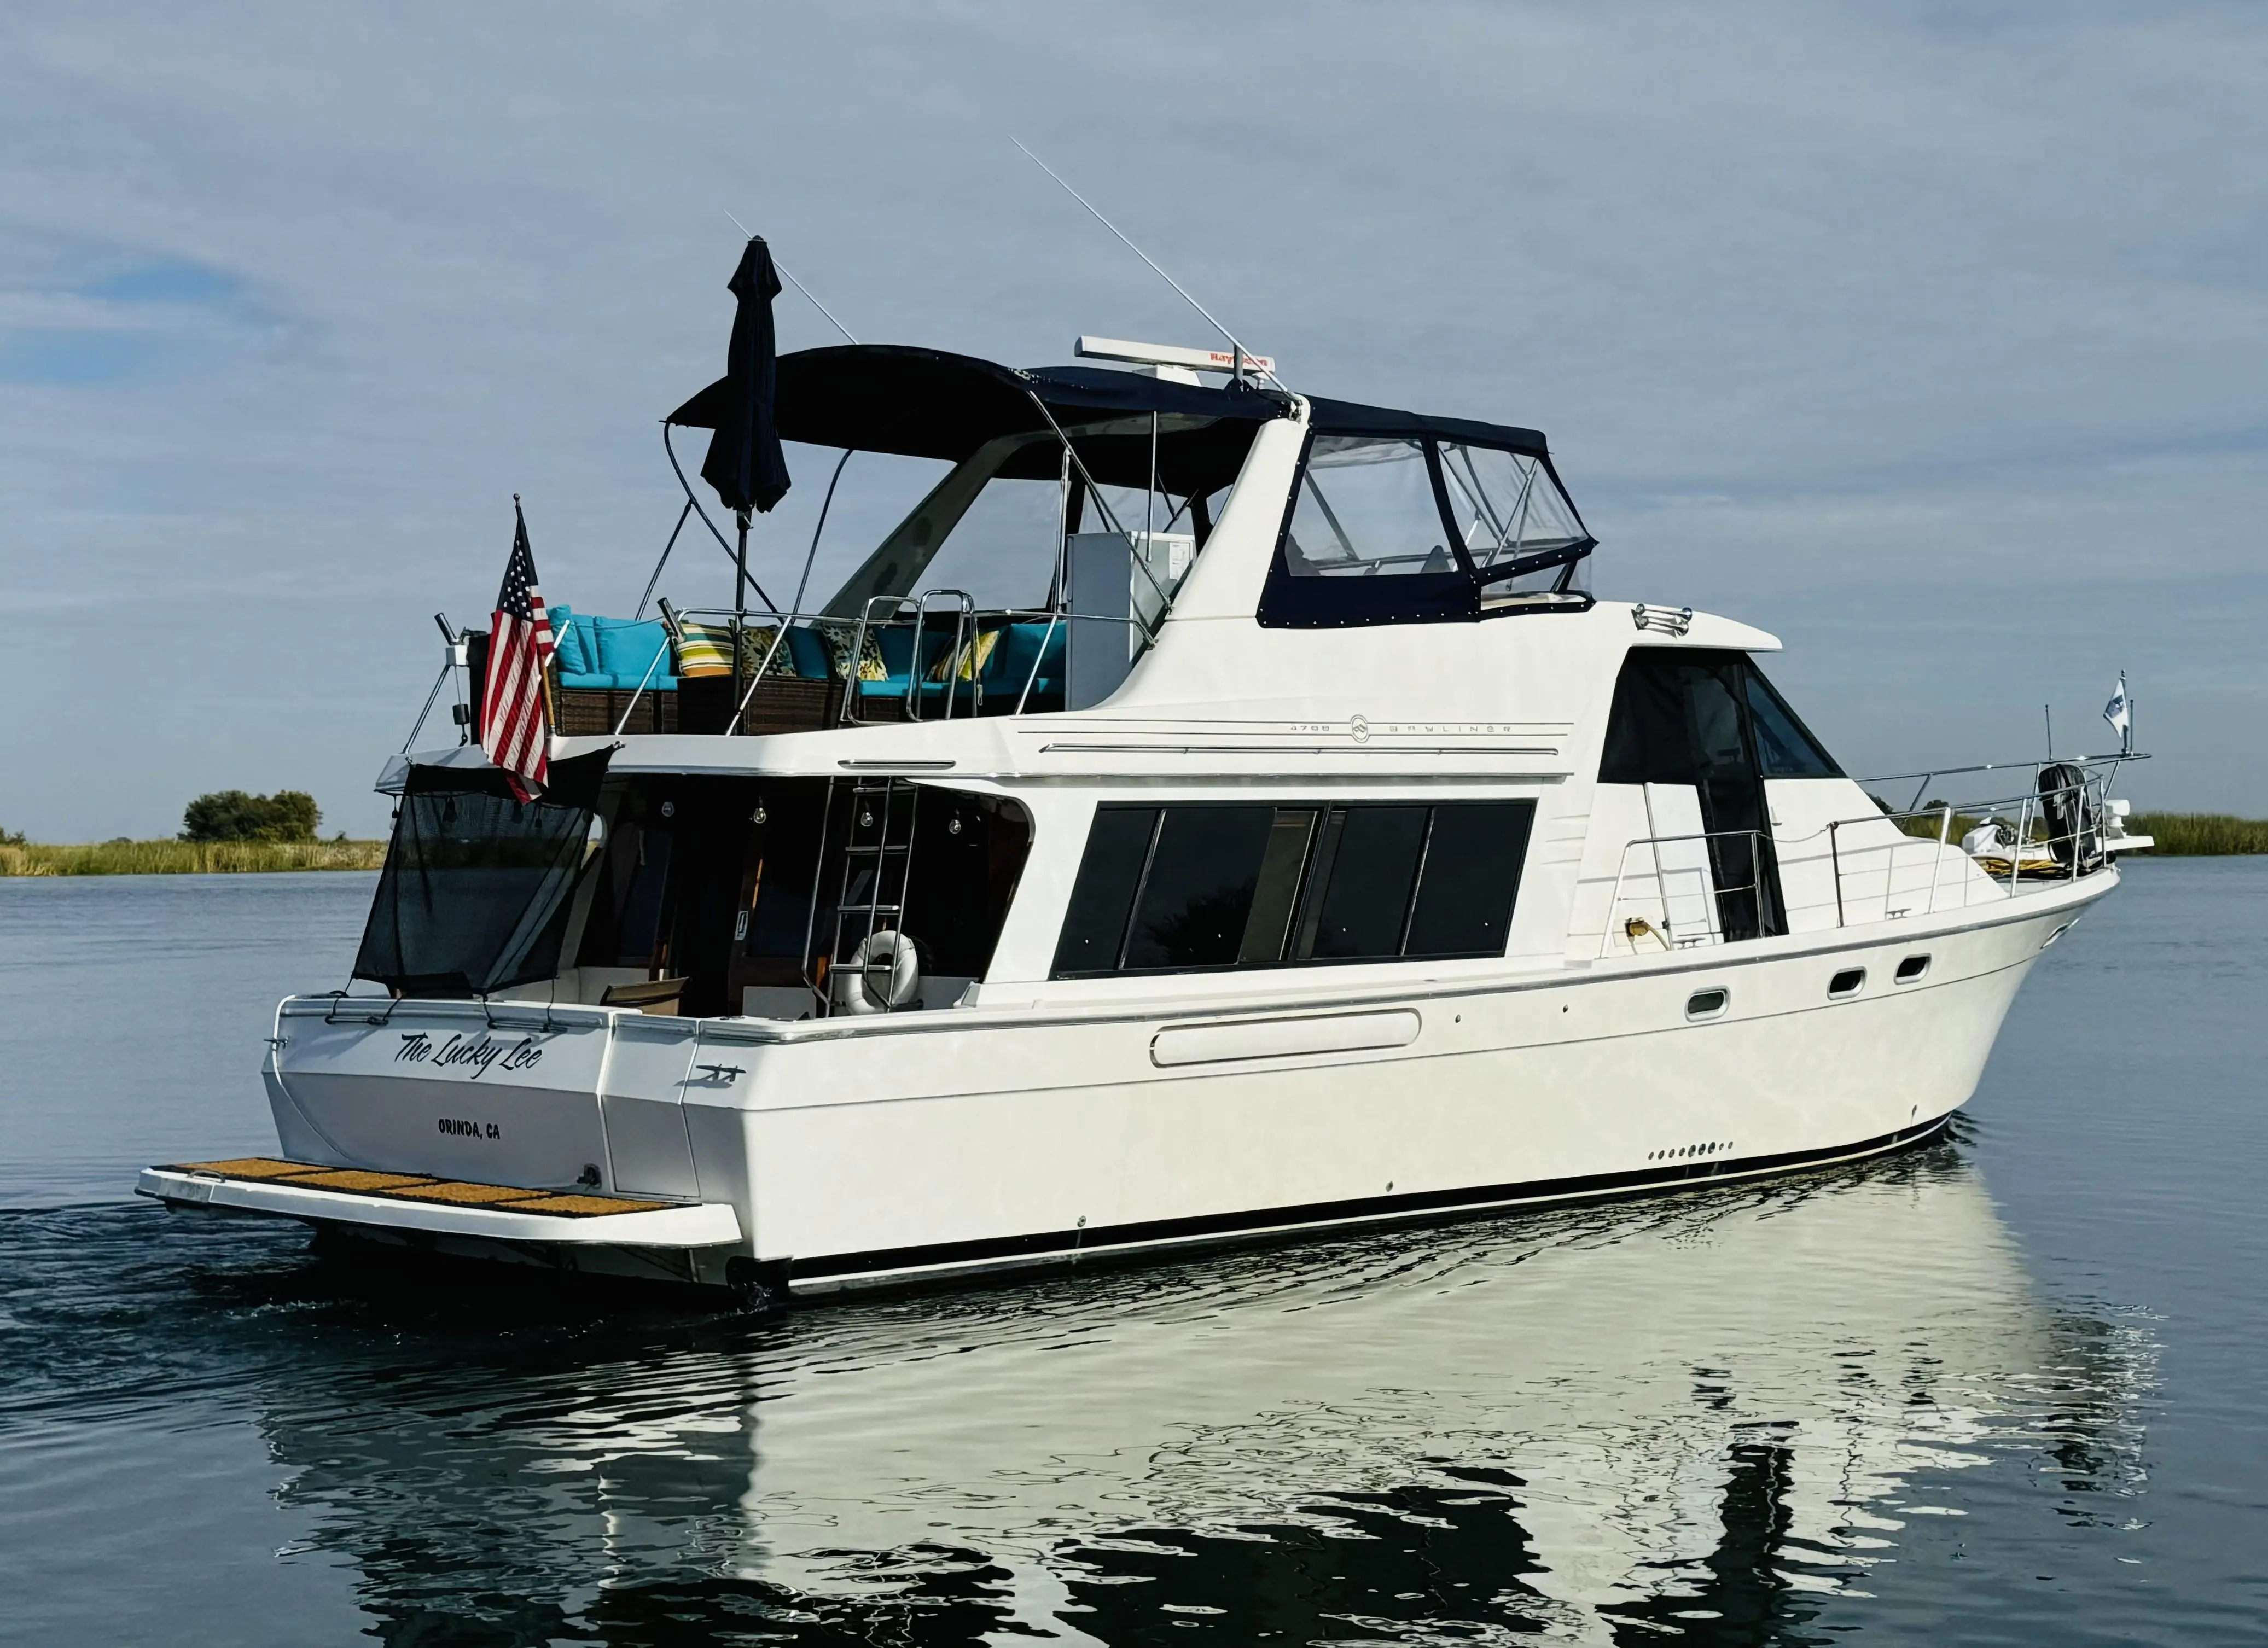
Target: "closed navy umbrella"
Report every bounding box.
[700,235,793,518]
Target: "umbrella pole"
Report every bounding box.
[733,511,751,732]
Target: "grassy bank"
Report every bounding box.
[0,840,388,876]
[2126,813,2268,855]
[1894,810,2266,854]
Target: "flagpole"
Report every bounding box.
[514,494,559,739]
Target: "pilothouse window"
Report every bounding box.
[1743,665,1844,779]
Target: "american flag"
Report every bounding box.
[480,497,555,801]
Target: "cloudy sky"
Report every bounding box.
[3,2,2263,837]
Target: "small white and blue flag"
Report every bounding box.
[2102,674,2131,750]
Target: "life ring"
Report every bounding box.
[841,929,921,1014]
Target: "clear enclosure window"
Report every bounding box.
[1435,442,1589,593]
[1283,437,1464,579]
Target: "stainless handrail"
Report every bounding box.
[908,591,975,722]
[1600,771,2115,957]
[608,637,673,738]
[1597,828,1770,958]
[1856,752,2144,815]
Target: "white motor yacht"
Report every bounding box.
[141,306,2147,1302]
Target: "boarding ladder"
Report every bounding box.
[822,775,921,1012]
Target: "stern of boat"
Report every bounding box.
[139,995,763,1292]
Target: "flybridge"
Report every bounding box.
[1076,335,1277,380]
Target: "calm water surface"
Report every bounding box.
[0,864,2261,1644]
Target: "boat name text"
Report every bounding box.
[395,1031,544,1078]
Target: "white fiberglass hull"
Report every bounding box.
[201,873,2108,1297]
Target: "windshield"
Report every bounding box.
[1259,430,1594,628]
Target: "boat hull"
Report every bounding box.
[175,875,2106,1296]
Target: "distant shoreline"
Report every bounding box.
[2125,813,2268,855]
[0,840,387,876]
[1,813,2259,877]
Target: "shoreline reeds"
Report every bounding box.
[0,840,388,877]
[1889,808,2261,856]
[2125,813,2268,856]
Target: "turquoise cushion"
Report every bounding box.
[549,606,594,676]
[982,621,1066,690]
[558,669,677,693]
[783,626,831,680]
[874,627,917,682]
[593,618,672,688]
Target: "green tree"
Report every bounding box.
[181,789,322,843]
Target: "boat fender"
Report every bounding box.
[841,929,921,1014]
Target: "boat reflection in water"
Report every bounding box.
[259,1138,2149,1643]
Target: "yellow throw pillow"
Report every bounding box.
[677,622,781,679]
[926,628,1000,682]
[675,622,733,678]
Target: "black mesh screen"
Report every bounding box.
[353,751,610,997]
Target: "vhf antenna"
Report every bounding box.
[1010,137,1282,390]
[725,211,857,345]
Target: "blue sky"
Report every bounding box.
[2,2,2263,837]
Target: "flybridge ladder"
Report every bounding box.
[825,777,922,1011]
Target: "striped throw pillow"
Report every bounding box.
[674,622,734,678]
[926,628,1000,682]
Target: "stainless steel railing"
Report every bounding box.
[1596,756,2132,958]
[1597,829,1773,957]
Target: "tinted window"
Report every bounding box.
[1404,801,1534,957]
[1596,648,1788,942]
[1301,805,1429,959]
[1745,666,1843,778]
[1123,806,1275,970]
[1239,808,1318,964]
[1052,800,1535,977]
[1603,649,1841,784]
[1050,806,1157,975]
